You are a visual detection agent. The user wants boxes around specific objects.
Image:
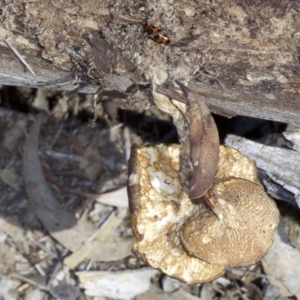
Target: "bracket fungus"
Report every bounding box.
[128,83,280,284]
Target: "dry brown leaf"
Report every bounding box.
[23,113,95,252]
[79,138,102,181]
[89,238,132,262]
[155,83,219,199]
[64,208,127,268]
[0,168,17,188]
[177,84,219,199]
[3,115,27,151]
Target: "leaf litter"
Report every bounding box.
[0,85,299,299]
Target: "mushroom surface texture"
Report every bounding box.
[128,144,279,283]
[128,144,225,284]
[180,178,280,267]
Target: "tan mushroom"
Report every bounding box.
[128,143,225,284]
[179,145,279,267]
[180,178,280,267]
[128,81,279,283]
[128,143,279,282]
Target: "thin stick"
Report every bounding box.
[66,80,90,97]
[226,267,275,279]
[157,84,235,118]
[91,93,99,127]
[29,236,58,259]
[4,37,36,76]
[48,123,64,151]
[156,85,188,104]
[47,249,69,288]
[10,273,49,291]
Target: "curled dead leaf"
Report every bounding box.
[175,82,219,199]
[154,83,219,199]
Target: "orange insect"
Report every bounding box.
[144,24,170,45]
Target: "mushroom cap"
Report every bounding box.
[216,146,262,185]
[128,143,279,281]
[128,144,225,284]
[180,178,279,267]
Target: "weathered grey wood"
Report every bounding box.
[225,134,300,208]
[191,83,300,125]
[1,0,300,124]
[0,45,98,93]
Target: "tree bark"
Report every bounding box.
[1,0,300,123]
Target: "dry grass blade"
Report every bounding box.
[4,37,36,76]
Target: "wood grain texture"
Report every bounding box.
[1,0,300,124]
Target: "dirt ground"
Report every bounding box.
[0,85,298,300]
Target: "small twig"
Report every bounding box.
[29,237,58,259]
[37,76,75,88]
[35,263,46,277]
[98,123,123,136]
[4,37,36,76]
[42,150,81,162]
[158,84,235,118]
[66,80,90,97]
[156,85,188,104]
[123,126,131,161]
[65,46,83,60]
[10,274,49,291]
[47,249,69,288]
[226,267,275,279]
[42,170,72,194]
[194,70,225,89]
[48,123,64,151]
[156,84,190,123]
[91,93,99,127]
